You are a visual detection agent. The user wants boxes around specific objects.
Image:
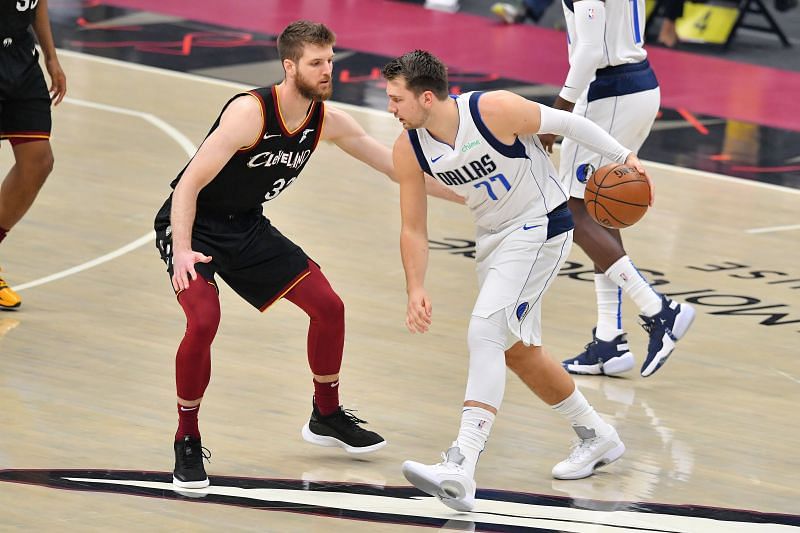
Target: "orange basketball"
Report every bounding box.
[584,163,650,229]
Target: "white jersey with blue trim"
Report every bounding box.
[563,0,647,68]
[408,92,569,232]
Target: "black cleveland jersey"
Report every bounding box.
[1,0,37,37]
[171,86,324,214]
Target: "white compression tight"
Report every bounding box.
[464,309,509,409]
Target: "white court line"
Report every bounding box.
[14,95,197,292]
[14,233,155,291]
[16,49,799,291]
[745,224,800,235]
[774,369,800,385]
[61,96,198,156]
[642,160,800,196]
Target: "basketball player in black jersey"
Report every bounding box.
[155,21,460,489]
[0,0,66,309]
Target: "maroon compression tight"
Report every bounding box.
[175,277,220,403]
[284,261,345,415]
[173,261,344,424]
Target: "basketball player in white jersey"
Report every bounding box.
[539,0,696,377]
[383,50,645,511]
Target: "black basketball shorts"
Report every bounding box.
[154,201,313,311]
[0,33,52,144]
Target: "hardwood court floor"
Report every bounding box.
[0,51,798,531]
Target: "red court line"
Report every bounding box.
[676,108,710,135]
[102,0,800,133]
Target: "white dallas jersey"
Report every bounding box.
[408,92,568,232]
[563,0,647,68]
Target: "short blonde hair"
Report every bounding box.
[277,20,336,63]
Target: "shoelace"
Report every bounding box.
[435,448,467,471]
[435,453,464,471]
[578,339,602,364]
[565,438,601,463]
[640,313,659,334]
[179,443,212,469]
[200,446,211,463]
[339,409,368,431]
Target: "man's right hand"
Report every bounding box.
[624,152,655,206]
[171,249,213,292]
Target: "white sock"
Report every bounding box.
[594,273,623,341]
[455,407,495,478]
[604,256,663,317]
[552,388,614,439]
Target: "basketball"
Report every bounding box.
[584,163,650,229]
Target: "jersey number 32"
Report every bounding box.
[16,0,39,11]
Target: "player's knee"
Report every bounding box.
[301,289,344,323]
[316,290,344,322]
[466,314,508,408]
[41,151,55,178]
[186,307,220,342]
[467,314,506,354]
[17,143,54,180]
[179,282,221,340]
[25,156,53,184]
[466,324,485,353]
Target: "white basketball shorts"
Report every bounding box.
[559,86,660,199]
[472,220,573,346]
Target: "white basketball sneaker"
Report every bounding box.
[552,427,625,480]
[402,445,476,512]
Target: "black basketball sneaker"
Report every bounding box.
[301,400,386,454]
[173,435,211,489]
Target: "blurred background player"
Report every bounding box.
[655,0,685,47]
[538,0,695,378]
[0,0,66,309]
[491,0,555,24]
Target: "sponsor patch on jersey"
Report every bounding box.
[576,163,596,184]
[461,139,480,152]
